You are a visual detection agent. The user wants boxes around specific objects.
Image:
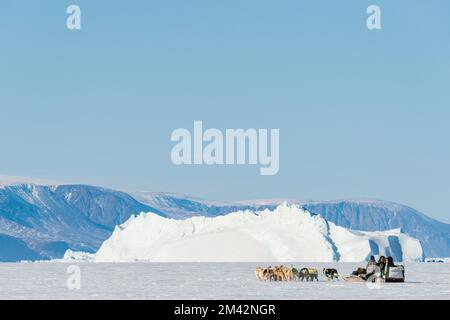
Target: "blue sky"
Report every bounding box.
[1,1,449,222]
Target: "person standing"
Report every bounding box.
[377,256,387,278]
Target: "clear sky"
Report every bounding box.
[1,1,449,222]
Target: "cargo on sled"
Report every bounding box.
[343,256,405,283]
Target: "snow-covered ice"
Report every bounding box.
[0,262,449,300]
[53,250,96,263]
[95,204,423,263]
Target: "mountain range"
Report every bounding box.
[0,181,449,261]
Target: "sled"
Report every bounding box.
[342,275,367,283]
[344,264,405,283]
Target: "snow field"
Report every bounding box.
[0,262,448,300]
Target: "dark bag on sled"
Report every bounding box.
[385,265,405,283]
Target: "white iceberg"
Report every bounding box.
[95,203,423,263]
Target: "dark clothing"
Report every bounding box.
[387,257,396,267]
[377,262,386,277]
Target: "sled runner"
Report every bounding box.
[342,275,367,283]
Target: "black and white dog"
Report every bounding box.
[323,268,340,281]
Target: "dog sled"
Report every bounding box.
[344,264,405,283]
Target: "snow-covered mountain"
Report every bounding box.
[132,191,264,219]
[95,204,423,262]
[0,179,449,261]
[0,184,164,260]
[0,234,41,262]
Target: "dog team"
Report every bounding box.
[255,265,340,282]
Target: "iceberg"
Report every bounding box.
[95,204,423,263]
